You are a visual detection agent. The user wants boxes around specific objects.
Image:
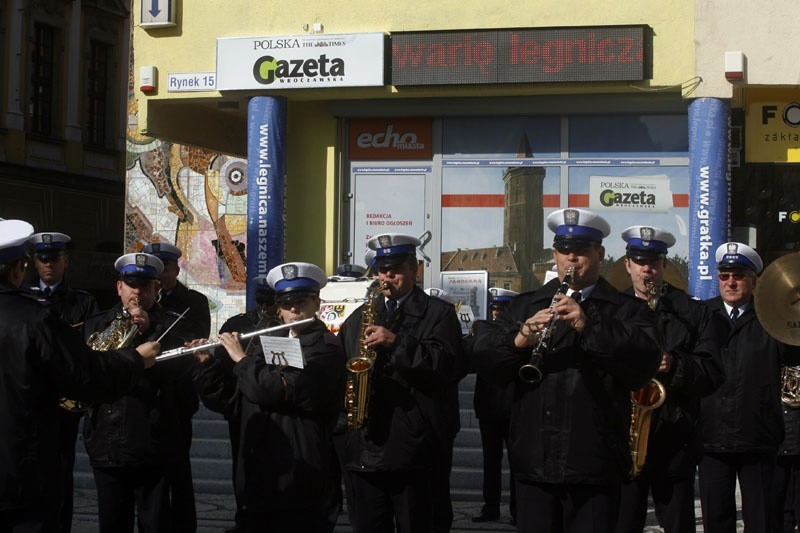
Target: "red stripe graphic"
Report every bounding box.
[442,193,690,209]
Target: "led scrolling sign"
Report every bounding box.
[391,25,648,86]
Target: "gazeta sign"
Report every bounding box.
[216,33,385,90]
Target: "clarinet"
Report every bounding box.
[518,267,575,384]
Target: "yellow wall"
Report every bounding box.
[133,1,695,108]
[285,100,338,271]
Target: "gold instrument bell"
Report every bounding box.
[754,253,800,408]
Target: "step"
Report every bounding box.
[454,427,482,447]
[192,417,231,439]
[450,465,511,491]
[190,437,232,459]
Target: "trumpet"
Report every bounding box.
[155,317,315,362]
[518,267,574,385]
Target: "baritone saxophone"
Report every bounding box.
[628,278,667,477]
[344,282,388,429]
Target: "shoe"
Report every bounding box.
[471,509,500,523]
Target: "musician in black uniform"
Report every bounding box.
[142,241,210,533]
[82,252,193,532]
[193,262,345,532]
[143,241,211,339]
[0,219,158,532]
[700,243,789,533]
[201,277,278,533]
[615,226,725,533]
[339,233,462,532]
[472,208,661,533]
[471,288,518,525]
[25,231,100,533]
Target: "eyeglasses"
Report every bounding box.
[718,272,748,281]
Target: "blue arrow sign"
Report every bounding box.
[148,0,160,17]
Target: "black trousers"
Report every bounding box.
[699,451,776,533]
[515,479,619,533]
[166,413,197,533]
[349,470,433,533]
[56,410,81,533]
[433,440,454,532]
[770,454,800,533]
[477,416,515,517]
[93,465,170,533]
[616,465,696,533]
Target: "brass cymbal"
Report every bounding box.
[754,253,800,346]
[604,257,688,293]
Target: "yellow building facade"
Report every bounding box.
[129,0,800,326]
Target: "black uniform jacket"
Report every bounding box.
[633,284,725,475]
[339,286,462,472]
[701,296,791,454]
[0,284,143,513]
[193,318,345,514]
[472,276,661,485]
[160,280,211,339]
[26,278,99,328]
[82,303,193,468]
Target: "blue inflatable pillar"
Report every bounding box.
[246,96,287,310]
[688,98,730,300]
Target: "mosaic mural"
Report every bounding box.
[125,95,248,334]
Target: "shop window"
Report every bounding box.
[569,115,689,157]
[86,40,112,147]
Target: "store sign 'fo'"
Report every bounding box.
[745,88,800,163]
[216,33,385,90]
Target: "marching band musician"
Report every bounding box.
[700,243,794,533]
[471,288,518,525]
[338,233,462,532]
[192,262,345,532]
[472,208,661,533]
[82,252,194,532]
[142,242,211,339]
[26,231,100,533]
[615,226,724,533]
[0,220,159,532]
[142,241,209,533]
[203,277,278,533]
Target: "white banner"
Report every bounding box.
[217,33,385,90]
[589,174,673,213]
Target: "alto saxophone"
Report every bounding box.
[59,297,141,412]
[628,277,667,477]
[344,282,388,429]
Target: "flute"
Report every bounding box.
[156,317,316,362]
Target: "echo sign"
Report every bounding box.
[167,72,216,92]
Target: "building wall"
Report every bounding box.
[694,0,800,99]
[129,1,698,307]
[0,1,131,305]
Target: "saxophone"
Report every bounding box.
[344,282,388,429]
[59,297,141,412]
[628,277,667,477]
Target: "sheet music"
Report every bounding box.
[259,336,305,369]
